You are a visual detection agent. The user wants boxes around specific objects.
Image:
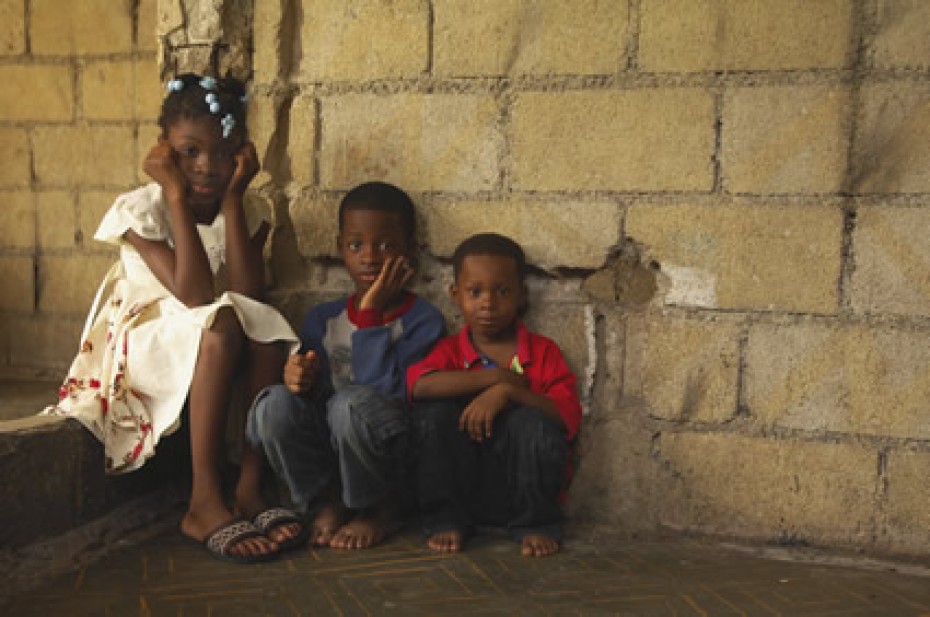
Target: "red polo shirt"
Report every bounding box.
[406,321,582,441]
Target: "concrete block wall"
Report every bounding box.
[0,0,161,377]
[3,0,930,558]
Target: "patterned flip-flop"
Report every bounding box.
[193,519,278,564]
[253,507,309,552]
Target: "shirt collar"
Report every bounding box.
[458,321,532,369]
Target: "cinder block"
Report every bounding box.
[289,95,317,188]
[297,0,428,81]
[882,451,930,554]
[626,202,842,313]
[512,90,715,192]
[851,206,930,317]
[625,314,740,423]
[524,302,592,409]
[79,190,125,250]
[37,191,77,249]
[640,0,852,72]
[724,86,849,194]
[136,124,161,184]
[290,193,339,258]
[657,433,877,546]
[136,0,159,53]
[31,0,132,55]
[869,0,930,69]
[245,93,282,187]
[0,128,30,186]
[433,0,629,76]
[8,314,84,371]
[0,64,72,121]
[33,126,136,187]
[0,0,25,55]
[320,93,503,192]
[253,0,285,84]
[37,255,115,314]
[134,58,163,121]
[0,256,34,311]
[424,199,621,269]
[82,61,134,120]
[0,191,35,249]
[852,83,930,194]
[746,322,930,439]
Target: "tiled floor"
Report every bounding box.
[5,522,930,616]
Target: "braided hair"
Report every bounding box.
[158,73,248,140]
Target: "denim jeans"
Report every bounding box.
[246,384,412,511]
[415,399,567,541]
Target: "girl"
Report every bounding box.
[47,73,303,563]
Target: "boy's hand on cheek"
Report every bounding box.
[459,384,510,441]
[143,141,186,200]
[284,351,318,394]
[359,256,414,312]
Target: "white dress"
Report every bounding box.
[45,183,299,474]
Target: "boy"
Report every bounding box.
[247,181,445,550]
[407,232,582,558]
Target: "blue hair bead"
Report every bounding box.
[209,102,221,114]
[221,114,236,138]
[166,79,184,92]
[205,93,217,104]
[199,76,217,90]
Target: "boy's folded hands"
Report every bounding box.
[284,350,318,394]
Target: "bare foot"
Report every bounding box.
[329,505,401,550]
[310,500,346,547]
[181,504,278,560]
[520,534,560,558]
[427,529,465,553]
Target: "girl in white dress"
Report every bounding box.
[48,74,303,562]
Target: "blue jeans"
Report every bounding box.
[415,399,567,542]
[246,384,412,512]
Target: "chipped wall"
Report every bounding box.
[2,0,930,557]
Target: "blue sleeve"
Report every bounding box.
[350,298,446,401]
[298,300,344,396]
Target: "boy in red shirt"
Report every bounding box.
[407,233,581,557]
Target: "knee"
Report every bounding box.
[505,407,567,462]
[413,399,462,439]
[248,384,301,443]
[201,307,245,357]
[327,385,406,442]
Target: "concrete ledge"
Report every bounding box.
[0,404,189,551]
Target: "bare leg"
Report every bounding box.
[232,338,302,545]
[180,308,277,560]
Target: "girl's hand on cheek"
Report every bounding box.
[228,141,259,197]
[143,141,186,199]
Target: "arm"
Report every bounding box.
[411,367,524,400]
[458,382,562,442]
[220,141,265,299]
[351,299,445,400]
[130,141,214,306]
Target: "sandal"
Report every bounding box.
[185,519,279,564]
[253,507,309,552]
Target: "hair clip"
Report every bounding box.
[205,92,221,114]
[167,79,184,92]
[221,114,236,138]
[199,76,217,90]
